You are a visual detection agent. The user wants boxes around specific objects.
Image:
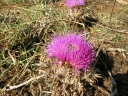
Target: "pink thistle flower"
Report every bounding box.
[47,33,95,73]
[66,0,85,8]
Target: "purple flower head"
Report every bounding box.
[47,33,95,73]
[66,0,85,8]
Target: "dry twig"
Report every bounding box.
[98,23,128,34]
[7,49,16,65]
[107,48,127,52]
[6,75,44,91]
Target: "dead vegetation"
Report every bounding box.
[0,0,128,96]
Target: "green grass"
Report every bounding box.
[0,0,128,95]
[0,0,49,5]
[0,1,69,92]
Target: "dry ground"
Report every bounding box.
[0,0,128,96]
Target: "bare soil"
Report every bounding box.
[0,0,128,96]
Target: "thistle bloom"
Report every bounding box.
[47,33,95,73]
[66,0,85,8]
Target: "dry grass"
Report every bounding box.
[0,0,128,96]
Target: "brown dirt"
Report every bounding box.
[0,0,128,96]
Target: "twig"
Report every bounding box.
[7,49,16,65]
[106,48,127,52]
[31,63,44,67]
[116,0,128,5]
[96,45,102,57]
[109,0,116,23]
[42,91,52,93]
[98,23,128,34]
[63,19,85,28]
[12,6,37,12]
[6,75,44,91]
